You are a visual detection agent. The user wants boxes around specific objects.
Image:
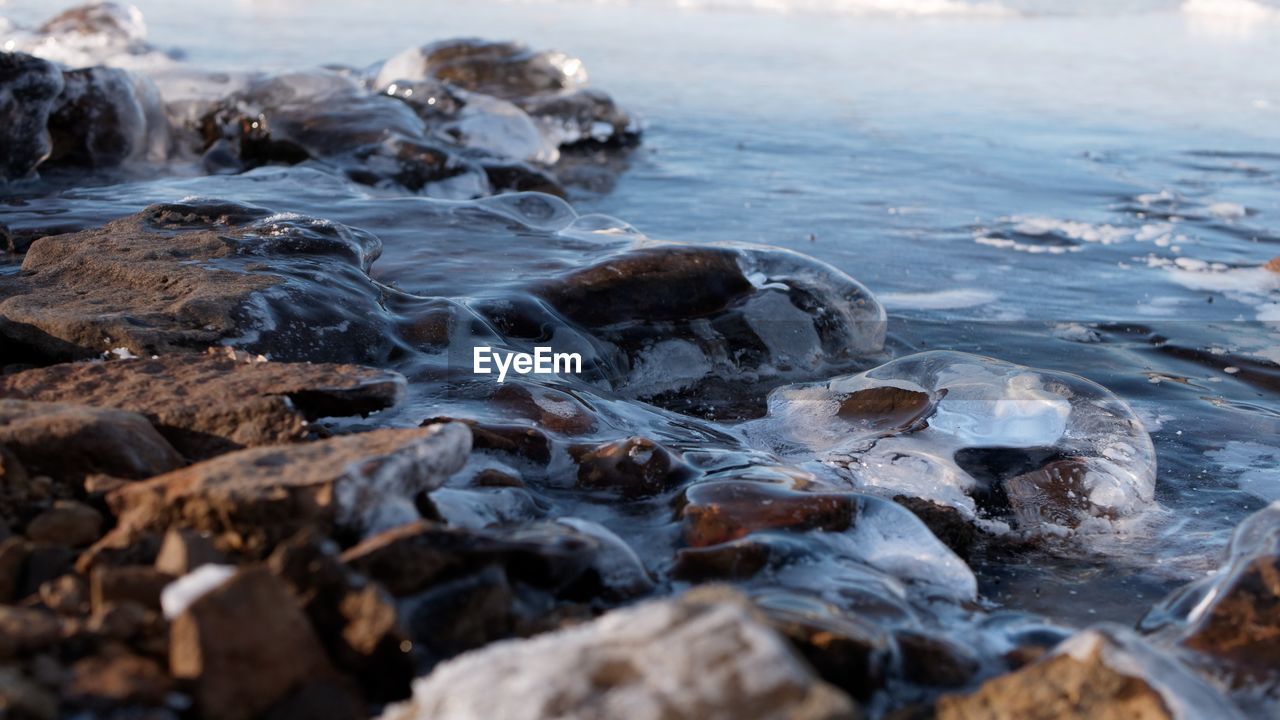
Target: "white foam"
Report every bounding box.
[1206,441,1280,502]
[879,288,997,310]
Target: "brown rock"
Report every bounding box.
[571,436,694,499]
[154,528,225,576]
[170,566,338,720]
[0,666,57,720]
[1264,257,1280,273]
[38,574,87,615]
[678,480,858,548]
[0,400,183,483]
[0,350,405,460]
[895,630,979,688]
[892,495,978,561]
[66,651,172,708]
[0,606,64,661]
[0,537,28,602]
[98,423,470,557]
[837,386,939,434]
[1004,458,1110,530]
[25,499,102,547]
[0,201,397,363]
[91,565,173,613]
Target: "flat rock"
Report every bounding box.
[98,423,471,556]
[378,585,858,720]
[25,499,103,547]
[0,399,183,483]
[0,349,405,459]
[0,200,400,364]
[170,565,339,720]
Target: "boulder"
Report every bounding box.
[25,500,103,547]
[0,349,405,459]
[0,399,183,483]
[0,52,64,181]
[378,585,858,720]
[46,66,170,168]
[169,566,341,720]
[0,201,401,364]
[98,423,471,556]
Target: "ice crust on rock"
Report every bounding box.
[746,350,1157,532]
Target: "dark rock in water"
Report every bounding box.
[403,564,516,664]
[570,436,695,499]
[837,386,939,435]
[1005,457,1108,530]
[0,399,184,484]
[169,566,343,720]
[0,200,403,363]
[491,384,596,435]
[343,136,488,196]
[0,53,64,181]
[677,480,859,548]
[534,244,885,414]
[38,2,148,47]
[895,629,980,688]
[1140,503,1280,682]
[95,423,471,557]
[198,105,309,173]
[47,66,170,168]
[519,88,641,148]
[376,39,588,101]
[0,349,405,460]
[479,159,567,197]
[892,495,978,561]
[671,535,781,581]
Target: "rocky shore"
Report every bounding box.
[3,2,1280,719]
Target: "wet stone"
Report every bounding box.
[25,500,102,547]
[376,39,588,101]
[47,66,170,168]
[678,480,859,548]
[571,436,695,499]
[0,350,406,460]
[0,52,64,181]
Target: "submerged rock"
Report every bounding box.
[747,350,1156,533]
[0,200,402,363]
[0,52,64,181]
[1140,501,1280,681]
[532,244,885,417]
[937,625,1243,720]
[375,39,588,102]
[0,349,405,460]
[378,586,858,720]
[97,423,471,556]
[47,66,170,168]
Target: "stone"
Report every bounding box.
[379,585,858,720]
[403,565,515,664]
[99,423,470,557]
[892,496,978,561]
[91,565,173,613]
[936,626,1242,720]
[376,40,588,101]
[66,651,172,709]
[0,666,57,720]
[38,574,87,614]
[0,52,64,181]
[678,480,858,548]
[170,566,339,720]
[25,500,103,547]
[0,537,29,602]
[46,66,169,168]
[154,528,225,576]
[571,436,694,499]
[1264,256,1280,274]
[0,400,183,483]
[264,681,367,720]
[0,201,400,364]
[0,350,405,460]
[0,606,64,661]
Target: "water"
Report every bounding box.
[4,0,1280,711]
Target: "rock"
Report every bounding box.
[38,574,87,614]
[18,544,75,599]
[66,651,172,709]
[936,626,1242,720]
[47,66,170,168]
[376,40,588,101]
[91,565,173,613]
[0,400,183,483]
[570,436,694,499]
[265,681,368,720]
[25,499,103,547]
[99,423,471,556]
[0,350,406,459]
[1265,256,1280,274]
[379,585,858,720]
[0,52,64,181]
[403,565,515,664]
[0,606,64,661]
[678,480,858,548]
[892,496,978,561]
[170,566,340,720]
[1140,501,1280,679]
[154,528,225,576]
[0,537,28,602]
[0,201,401,364]
[895,630,979,688]
[0,666,57,720]
[519,88,641,148]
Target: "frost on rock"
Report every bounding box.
[533,243,885,418]
[747,350,1156,533]
[378,587,856,720]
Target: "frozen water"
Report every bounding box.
[160,563,237,619]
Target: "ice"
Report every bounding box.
[746,350,1157,532]
[437,91,560,164]
[878,288,998,310]
[6,2,176,70]
[160,564,237,619]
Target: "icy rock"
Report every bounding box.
[0,200,403,363]
[47,66,170,168]
[25,2,159,68]
[0,52,64,181]
[1140,501,1280,679]
[436,90,560,164]
[0,349,405,460]
[375,39,588,101]
[95,423,471,556]
[570,435,696,499]
[520,88,642,148]
[937,625,1244,720]
[533,243,885,416]
[378,586,858,720]
[748,350,1156,532]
